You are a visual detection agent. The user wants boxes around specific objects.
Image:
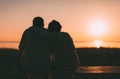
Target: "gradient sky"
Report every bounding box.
[0,0,120,48]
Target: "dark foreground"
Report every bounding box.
[0,48,120,79]
[0,66,120,79]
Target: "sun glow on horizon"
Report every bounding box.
[94,40,102,48]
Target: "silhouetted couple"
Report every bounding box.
[19,16,80,79]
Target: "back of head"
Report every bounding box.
[48,20,62,32]
[33,16,44,27]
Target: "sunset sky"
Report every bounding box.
[0,0,120,48]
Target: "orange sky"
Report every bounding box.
[0,0,120,48]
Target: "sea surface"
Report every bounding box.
[0,41,19,49]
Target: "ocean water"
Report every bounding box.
[0,41,19,49]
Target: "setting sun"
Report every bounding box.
[90,21,106,36]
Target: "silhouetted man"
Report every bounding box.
[19,16,51,79]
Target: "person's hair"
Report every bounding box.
[33,16,44,27]
[48,20,62,32]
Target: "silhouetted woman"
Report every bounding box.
[48,20,80,79]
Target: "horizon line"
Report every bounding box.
[1,41,120,43]
[0,41,19,43]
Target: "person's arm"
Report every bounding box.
[63,32,80,65]
[30,27,58,40]
[74,49,80,65]
[18,30,28,62]
[19,31,26,53]
[68,34,80,65]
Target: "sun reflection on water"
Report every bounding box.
[76,66,120,73]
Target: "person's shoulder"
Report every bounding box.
[61,32,68,34]
[60,32,70,36]
[60,32,73,39]
[28,26,48,32]
[59,32,71,38]
[23,26,33,33]
[28,26,42,30]
[23,26,31,33]
[25,26,33,31]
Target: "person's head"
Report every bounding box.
[48,20,62,32]
[33,16,44,28]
